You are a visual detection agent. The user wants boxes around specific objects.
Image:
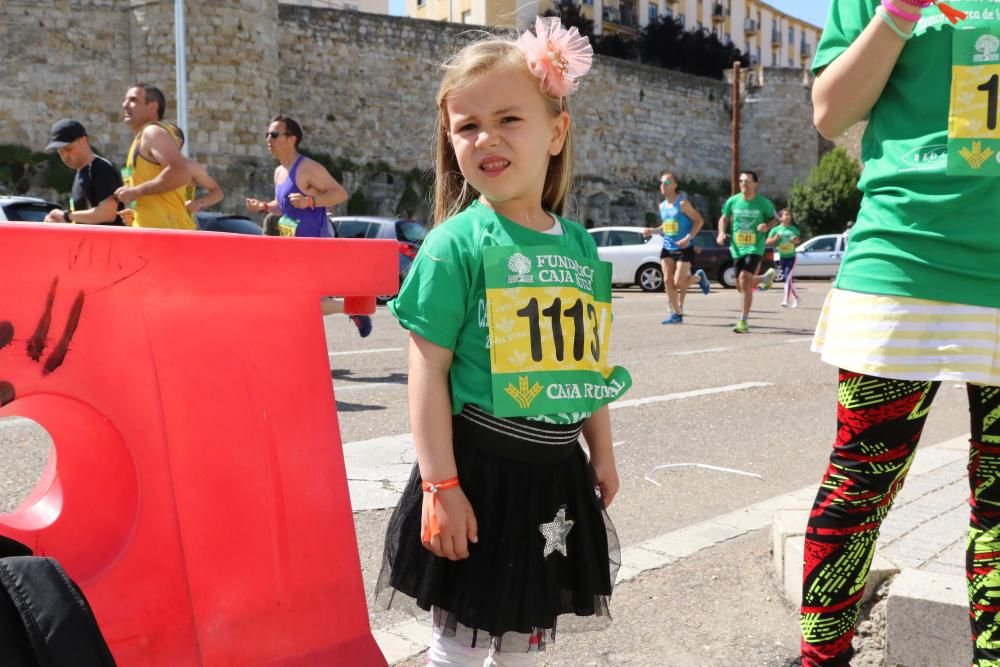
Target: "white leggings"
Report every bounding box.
[427,621,537,667]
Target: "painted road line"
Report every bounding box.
[609,382,772,410]
[329,347,404,357]
[373,435,971,665]
[666,346,731,356]
[334,381,406,394]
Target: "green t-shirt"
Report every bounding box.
[814,1,1000,307]
[722,194,777,258]
[388,200,603,418]
[772,224,801,259]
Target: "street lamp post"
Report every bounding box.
[175,0,188,156]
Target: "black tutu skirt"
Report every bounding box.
[375,404,620,641]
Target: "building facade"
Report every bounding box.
[404,0,820,68]
[283,0,390,17]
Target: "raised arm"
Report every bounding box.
[813,2,915,139]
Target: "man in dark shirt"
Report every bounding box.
[42,119,124,225]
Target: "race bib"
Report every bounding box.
[278,215,298,237]
[484,245,631,417]
[948,27,1000,176]
[661,219,679,235]
[778,241,795,254]
[735,230,756,246]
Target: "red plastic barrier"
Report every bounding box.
[0,223,395,666]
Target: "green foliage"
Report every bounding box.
[396,179,423,217]
[676,177,730,223]
[787,147,862,237]
[0,144,70,195]
[543,0,594,37]
[638,17,749,79]
[347,189,368,214]
[643,211,657,226]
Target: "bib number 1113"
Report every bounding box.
[516,297,604,363]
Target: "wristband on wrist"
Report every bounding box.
[876,5,916,40]
[421,476,461,543]
[881,0,921,23]
[64,210,74,223]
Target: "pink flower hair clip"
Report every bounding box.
[515,16,594,98]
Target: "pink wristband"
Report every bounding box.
[881,0,921,22]
[896,0,932,7]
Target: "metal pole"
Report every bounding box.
[175,0,189,157]
[731,60,741,195]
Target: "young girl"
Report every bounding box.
[376,18,631,666]
[803,1,1000,665]
[765,209,800,308]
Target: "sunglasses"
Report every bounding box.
[265,131,290,140]
[660,178,673,185]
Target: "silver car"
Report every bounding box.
[328,216,428,303]
[0,196,58,222]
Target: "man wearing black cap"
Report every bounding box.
[43,119,124,225]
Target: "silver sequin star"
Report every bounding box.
[539,506,574,558]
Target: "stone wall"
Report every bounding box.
[1,0,822,226]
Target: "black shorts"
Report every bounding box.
[660,247,696,262]
[734,254,762,276]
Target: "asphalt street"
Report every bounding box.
[0,277,973,665]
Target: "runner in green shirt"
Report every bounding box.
[765,208,801,308]
[716,170,778,333]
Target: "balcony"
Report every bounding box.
[771,30,782,47]
[744,18,757,35]
[603,1,639,31]
[665,0,679,4]
[800,43,812,59]
[712,3,725,23]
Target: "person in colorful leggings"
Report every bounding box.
[765,209,800,308]
[802,1,999,665]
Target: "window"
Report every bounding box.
[649,4,657,21]
[789,26,794,42]
[417,0,424,6]
[724,32,731,44]
[331,220,372,239]
[697,20,703,30]
[461,9,471,22]
[805,237,838,252]
[395,220,428,244]
[771,52,777,66]
[606,231,646,247]
[665,7,672,17]
[678,13,685,26]
[789,57,794,67]
[589,230,608,246]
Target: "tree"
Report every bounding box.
[543,0,594,38]
[787,147,862,237]
[638,18,747,79]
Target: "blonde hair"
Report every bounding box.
[432,36,575,226]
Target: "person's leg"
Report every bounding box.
[966,384,1000,665]
[785,258,799,306]
[661,258,682,323]
[321,297,373,337]
[801,371,941,666]
[428,612,490,667]
[675,261,692,313]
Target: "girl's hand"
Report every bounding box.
[591,455,620,509]
[421,486,479,560]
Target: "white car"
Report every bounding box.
[587,226,664,292]
[0,196,58,222]
[794,233,848,278]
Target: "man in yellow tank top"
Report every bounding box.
[113,84,194,230]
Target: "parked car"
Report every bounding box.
[328,216,428,303]
[195,212,263,235]
[794,233,847,279]
[588,226,664,292]
[0,196,59,222]
[589,226,776,291]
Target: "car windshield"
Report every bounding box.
[396,220,427,244]
[334,221,371,238]
[2,202,57,222]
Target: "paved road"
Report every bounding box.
[0,277,973,664]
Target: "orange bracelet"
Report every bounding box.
[421,476,461,543]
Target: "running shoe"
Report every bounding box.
[761,268,777,291]
[661,313,683,324]
[733,319,749,333]
[350,315,373,338]
[695,268,710,295]
[780,300,788,307]
[791,297,799,309]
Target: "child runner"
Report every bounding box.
[642,170,711,324]
[376,18,632,666]
[766,208,800,308]
[801,1,1000,665]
